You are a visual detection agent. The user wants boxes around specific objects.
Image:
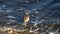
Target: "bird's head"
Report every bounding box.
[26,12,29,15]
[25,10,29,15]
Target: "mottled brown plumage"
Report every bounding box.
[24,12,30,23]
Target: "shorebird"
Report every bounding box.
[23,11,30,23]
